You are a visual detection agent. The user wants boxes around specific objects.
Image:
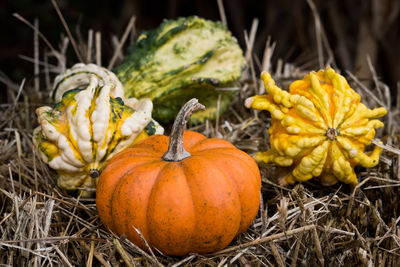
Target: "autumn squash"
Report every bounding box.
[96,99,261,256]
[245,67,386,186]
[33,64,164,196]
[115,16,245,124]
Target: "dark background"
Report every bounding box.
[1,0,399,100]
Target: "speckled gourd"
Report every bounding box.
[115,16,245,124]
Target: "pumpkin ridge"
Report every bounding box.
[178,160,198,254]
[180,155,242,253]
[197,153,260,234]
[111,161,166,246]
[187,138,235,153]
[146,161,197,255]
[179,131,208,151]
[186,160,208,253]
[144,162,174,248]
[97,157,161,228]
[196,148,261,182]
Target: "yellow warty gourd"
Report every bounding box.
[245,67,387,185]
[33,64,164,195]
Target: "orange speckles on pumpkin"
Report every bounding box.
[96,99,261,256]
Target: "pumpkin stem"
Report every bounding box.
[162,98,205,162]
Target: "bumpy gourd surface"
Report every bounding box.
[52,63,124,102]
[115,16,245,123]
[34,65,164,195]
[245,68,387,185]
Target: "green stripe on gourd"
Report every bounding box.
[115,16,245,124]
[52,63,125,102]
[35,64,164,196]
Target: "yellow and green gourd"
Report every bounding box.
[115,16,245,124]
[51,63,125,102]
[33,64,164,195]
[245,67,387,186]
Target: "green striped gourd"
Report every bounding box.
[34,64,164,196]
[115,16,245,124]
[51,63,125,102]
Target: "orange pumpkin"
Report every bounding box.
[96,99,261,256]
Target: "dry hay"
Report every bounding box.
[1,1,400,266]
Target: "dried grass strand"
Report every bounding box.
[79,240,111,267]
[213,225,315,255]
[33,18,39,93]
[113,238,138,267]
[216,0,228,27]
[51,0,84,63]
[270,241,285,267]
[95,31,102,66]
[346,70,386,107]
[107,16,136,70]
[12,13,60,61]
[133,227,163,267]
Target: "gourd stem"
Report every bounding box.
[162,98,205,162]
[89,169,100,179]
[326,128,338,141]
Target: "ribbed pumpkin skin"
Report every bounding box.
[96,131,261,256]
